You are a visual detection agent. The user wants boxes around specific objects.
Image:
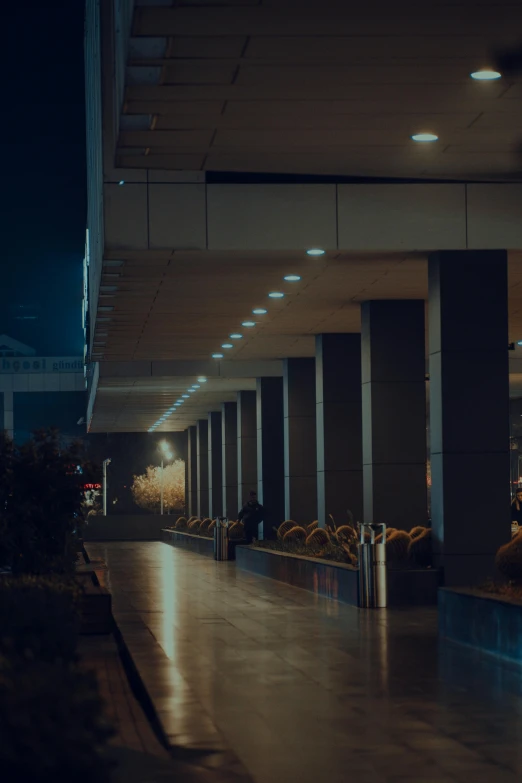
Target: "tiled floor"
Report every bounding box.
[88,541,522,783]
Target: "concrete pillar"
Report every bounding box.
[257,377,284,538]
[196,419,209,519]
[316,334,363,528]
[237,390,257,512]
[361,300,428,529]
[208,411,223,518]
[187,426,197,517]
[222,402,238,520]
[283,358,317,524]
[2,391,14,439]
[428,250,510,585]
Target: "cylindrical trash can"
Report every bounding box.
[358,522,387,608]
[214,517,229,561]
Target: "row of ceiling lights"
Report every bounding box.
[148,248,326,430]
[411,69,502,143]
[209,248,324,359]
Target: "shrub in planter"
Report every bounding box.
[408,528,432,568]
[410,525,427,540]
[283,526,307,543]
[335,525,357,544]
[0,657,114,783]
[174,516,187,530]
[306,528,330,548]
[307,520,318,532]
[495,532,522,582]
[386,531,411,564]
[277,520,296,539]
[229,522,245,540]
[374,527,396,544]
[0,576,81,663]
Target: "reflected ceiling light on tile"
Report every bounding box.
[411,132,438,142]
[471,69,501,80]
[242,321,256,327]
[284,274,301,282]
[221,343,233,349]
[229,333,243,339]
[253,308,267,315]
[306,248,325,256]
[268,292,285,299]
[197,377,207,383]
[212,353,224,359]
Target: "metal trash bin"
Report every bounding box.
[358,522,387,608]
[214,517,229,561]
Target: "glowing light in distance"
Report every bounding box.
[229,333,243,339]
[471,70,501,81]
[242,321,256,327]
[268,292,284,299]
[212,353,224,359]
[192,384,200,389]
[411,133,438,142]
[182,394,190,398]
[284,274,301,282]
[221,343,233,349]
[197,377,207,383]
[306,248,325,256]
[253,308,267,315]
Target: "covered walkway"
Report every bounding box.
[90,542,522,783]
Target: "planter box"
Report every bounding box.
[236,545,441,607]
[161,529,246,560]
[76,572,113,635]
[439,587,522,665]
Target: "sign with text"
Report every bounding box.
[0,357,84,374]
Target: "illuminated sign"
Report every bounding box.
[84,483,101,490]
[0,357,83,374]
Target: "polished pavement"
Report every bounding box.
[88,542,522,783]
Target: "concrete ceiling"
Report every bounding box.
[89,250,522,431]
[119,0,522,180]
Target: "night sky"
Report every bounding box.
[1,1,86,356]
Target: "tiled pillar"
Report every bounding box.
[2,391,14,439]
[196,419,209,519]
[237,390,257,512]
[257,377,284,538]
[222,401,238,521]
[187,426,197,517]
[283,358,317,524]
[361,300,428,529]
[316,334,363,528]
[208,411,223,518]
[429,250,510,585]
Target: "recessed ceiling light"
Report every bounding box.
[229,333,243,339]
[518,341,522,346]
[221,343,233,349]
[187,388,195,393]
[411,133,438,142]
[176,399,183,403]
[471,69,501,81]
[306,248,325,256]
[253,308,268,315]
[242,321,256,327]
[119,180,125,186]
[192,384,200,388]
[197,377,207,383]
[182,394,190,398]
[284,274,301,282]
[268,292,285,299]
[212,353,224,359]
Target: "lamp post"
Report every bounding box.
[158,441,174,515]
[102,458,112,516]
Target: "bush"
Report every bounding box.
[386,531,411,564]
[495,532,522,582]
[0,429,97,575]
[0,657,114,783]
[0,575,81,663]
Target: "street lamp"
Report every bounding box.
[158,440,174,515]
[102,458,112,516]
